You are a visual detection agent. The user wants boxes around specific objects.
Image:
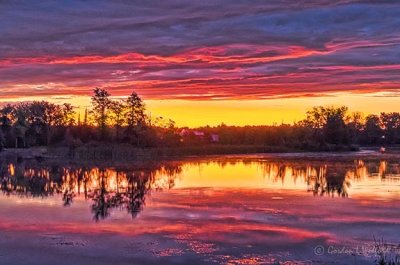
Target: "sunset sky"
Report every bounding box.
[1,1,400,127]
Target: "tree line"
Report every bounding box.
[0,88,177,149]
[198,106,398,150]
[0,88,399,151]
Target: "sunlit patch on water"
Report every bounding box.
[214,254,279,265]
[172,234,218,254]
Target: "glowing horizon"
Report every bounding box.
[1,92,399,127]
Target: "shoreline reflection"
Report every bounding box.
[0,158,399,220]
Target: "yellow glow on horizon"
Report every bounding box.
[0,92,399,127]
[173,161,308,189]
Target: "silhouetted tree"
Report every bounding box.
[126,91,146,127]
[302,106,348,146]
[60,103,76,126]
[380,112,400,144]
[110,100,126,140]
[13,105,29,148]
[362,115,382,145]
[91,88,112,140]
[346,112,364,144]
[323,106,348,144]
[125,91,147,146]
[0,105,14,148]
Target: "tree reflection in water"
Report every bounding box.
[0,158,399,220]
[261,162,351,197]
[260,159,399,197]
[0,160,182,220]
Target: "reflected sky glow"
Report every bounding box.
[0,156,400,264]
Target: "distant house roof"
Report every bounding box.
[179,129,190,136]
[193,131,205,136]
[179,129,206,137]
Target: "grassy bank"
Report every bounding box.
[48,143,361,160]
[0,143,363,161]
[48,145,292,160]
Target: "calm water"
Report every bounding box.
[0,154,400,264]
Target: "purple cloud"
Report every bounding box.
[1,1,400,100]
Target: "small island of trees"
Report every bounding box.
[0,88,399,157]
